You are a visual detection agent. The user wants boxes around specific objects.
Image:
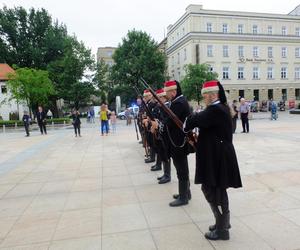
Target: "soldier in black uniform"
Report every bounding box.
[150,88,171,184]
[183,80,242,241]
[164,80,191,207]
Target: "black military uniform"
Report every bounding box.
[151,89,171,183]
[184,80,242,241]
[165,80,191,207]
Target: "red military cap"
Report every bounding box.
[143,89,152,97]
[164,80,177,91]
[201,80,219,94]
[156,88,166,97]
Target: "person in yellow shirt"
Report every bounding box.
[100,104,109,136]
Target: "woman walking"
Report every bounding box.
[72,109,81,137]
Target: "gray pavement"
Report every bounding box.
[0,112,300,250]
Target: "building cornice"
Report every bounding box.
[167,32,300,55]
[167,9,300,35]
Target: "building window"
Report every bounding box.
[222,67,229,79]
[207,45,213,57]
[207,23,212,32]
[196,44,199,64]
[223,45,229,57]
[252,25,258,34]
[267,67,273,79]
[295,48,300,58]
[1,85,7,94]
[177,52,180,64]
[222,24,228,33]
[182,27,185,35]
[107,51,112,57]
[253,67,259,79]
[296,27,300,36]
[281,47,287,58]
[238,67,244,79]
[239,89,245,98]
[282,89,287,101]
[268,47,273,58]
[253,46,259,57]
[282,26,287,36]
[254,89,259,101]
[184,48,187,60]
[295,67,300,79]
[296,89,300,100]
[281,67,287,79]
[238,24,243,34]
[268,26,272,35]
[238,46,244,57]
[268,89,273,100]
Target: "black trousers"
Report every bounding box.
[241,113,249,132]
[24,123,30,136]
[172,154,189,181]
[201,184,229,212]
[38,122,47,134]
[232,117,237,133]
[73,124,81,135]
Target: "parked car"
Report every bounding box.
[117,106,139,120]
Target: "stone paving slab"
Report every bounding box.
[0,113,300,250]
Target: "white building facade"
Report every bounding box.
[166,5,300,103]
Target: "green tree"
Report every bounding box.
[111,30,166,104]
[7,68,54,115]
[93,59,109,103]
[0,6,67,69]
[181,64,218,104]
[47,36,95,108]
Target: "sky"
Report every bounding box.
[1,0,300,56]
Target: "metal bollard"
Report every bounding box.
[63,120,66,126]
[15,122,17,129]
[3,124,5,133]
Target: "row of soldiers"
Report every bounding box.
[136,80,242,241]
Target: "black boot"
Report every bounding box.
[173,180,191,200]
[145,148,155,163]
[151,155,162,171]
[158,160,171,184]
[169,180,189,207]
[205,204,230,241]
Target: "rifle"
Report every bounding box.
[140,78,196,150]
[133,114,139,141]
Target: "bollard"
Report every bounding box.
[63,120,66,126]
[15,122,17,129]
[3,124,5,133]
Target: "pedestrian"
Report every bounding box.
[100,104,109,136]
[184,80,242,241]
[72,109,81,137]
[36,106,47,135]
[47,109,53,119]
[164,80,192,207]
[231,100,238,133]
[110,111,117,133]
[239,98,249,133]
[90,108,95,123]
[270,100,278,120]
[125,108,132,125]
[22,111,31,137]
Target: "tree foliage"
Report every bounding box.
[181,64,218,104]
[93,59,109,103]
[111,30,166,104]
[7,68,54,113]
[0,6,67,69]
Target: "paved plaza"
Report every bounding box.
[0,112,300,250]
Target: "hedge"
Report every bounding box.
[0,118,71,127]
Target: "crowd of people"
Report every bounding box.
[136,79,242,241]
[21,103,119,138]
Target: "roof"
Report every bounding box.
[0,64,15,80]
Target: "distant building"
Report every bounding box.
[0,64,28,120]
[97,47,117,66]
[166,5,300,103]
